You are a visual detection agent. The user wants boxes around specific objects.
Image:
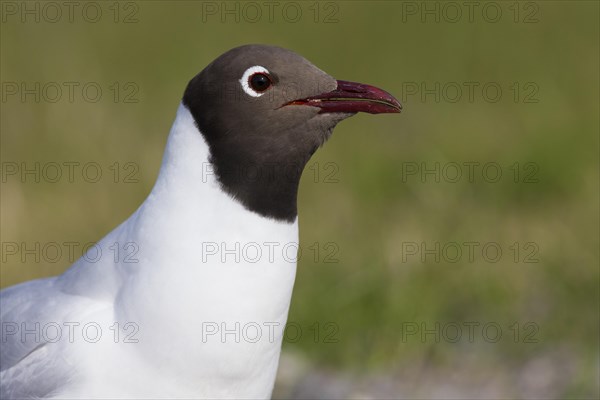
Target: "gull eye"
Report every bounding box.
[249,73,271,92]
[240,65,272,97]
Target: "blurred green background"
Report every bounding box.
[1,1,598,398]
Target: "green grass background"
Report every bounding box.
[1,1,598,397]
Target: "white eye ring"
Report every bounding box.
[239,65,271,97]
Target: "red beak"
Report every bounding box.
[285,80,402,114]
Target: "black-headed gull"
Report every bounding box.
[0,44,401,399]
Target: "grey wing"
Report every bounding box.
[0,342,73,399]
[1,279,85,399]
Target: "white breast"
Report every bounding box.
[1,104,298,399]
